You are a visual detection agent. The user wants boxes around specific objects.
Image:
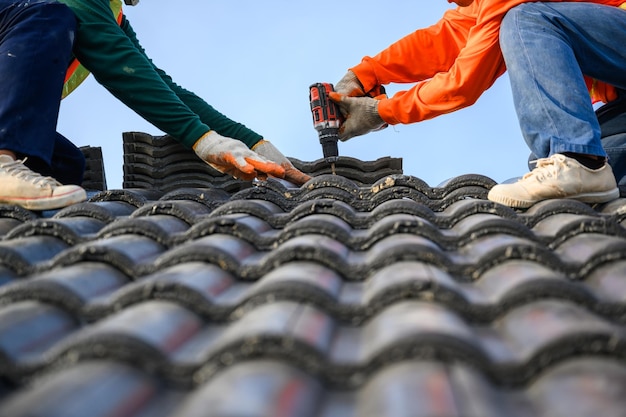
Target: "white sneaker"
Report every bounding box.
[0,155,87,210]
[488,153,619,208]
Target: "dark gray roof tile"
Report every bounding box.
[108,262,238,320]
[184,215,277,249]
[0,236,69,275]
[0,263,129,320]
[474,261,585,306]
[175,360,323,417]
[5,217,106,245]
[97,215,191,247]
[1,133,626,415]
[584,260,626,308]
[527,358,626,417]
[210,198,286,224]
[0,361,178,417]
[52,301,203,362]
[155,235,258,280]
[554,233,626,275]
[0,301,78,375]
[0,218,23,237]
[131,200,214,225]
[51,235,166,278]
[520,198,601,227]
[0,266,16,287]
[292,155,403,184]
[355,360,510,417]
[457,234,562,280]
[54,200,138,222]
[91,189,163,206]
[79,146,107,192]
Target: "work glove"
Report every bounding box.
[252,140,311,186]
[335,70,366,97]
[329,92,387,141]
[193,131,285,181]
[335,70,387,99]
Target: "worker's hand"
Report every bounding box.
[193,131,285,181]
[252,140,311,186]
[335,70,366,97]
[329,92,387,141]
[335,70,387,99]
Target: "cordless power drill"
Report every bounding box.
[309,83,343,175]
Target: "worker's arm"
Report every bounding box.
[60,0,209,148]
[61,0,262,149]
[119,16,263,149]
[59,0,295,182]
[350,3,507,125]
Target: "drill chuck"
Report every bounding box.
[318,129,339,159]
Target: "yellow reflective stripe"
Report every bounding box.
[110,0,123,24]
[62,0,123,99]
[589,78,597,102]
[62,62,91,99]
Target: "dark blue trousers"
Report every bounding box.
[0,0,84,185]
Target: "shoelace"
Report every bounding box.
[522,154,567,182]
[1,158,61,187]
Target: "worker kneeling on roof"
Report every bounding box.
[330,0,626,208]
[0,0,310,211]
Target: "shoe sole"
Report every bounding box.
[0,188,87,211]
[488,187,620,208]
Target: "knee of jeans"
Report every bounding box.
[500,8,521,54]
[500,3,547,52]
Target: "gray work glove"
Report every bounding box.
[335,70,366,97]
[193,131,285,181]
[251,140,311,186]
[329,92,386,141]
[335,70,387,99]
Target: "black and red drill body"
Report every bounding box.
[309,83,343,173]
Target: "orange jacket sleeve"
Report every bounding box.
[350,0,626,125]
[351,2,508,125]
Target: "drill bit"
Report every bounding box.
[326,157,337,175]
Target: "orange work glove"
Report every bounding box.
[193,131,285,181]
[252,140,311,186]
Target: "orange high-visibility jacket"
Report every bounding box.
[350,0,626,125]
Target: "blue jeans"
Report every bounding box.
[0,0,85,185]
[528,91,626,184]
[500,2,626,183]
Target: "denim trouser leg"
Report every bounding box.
[0,1,83,181]
[602,134,626,185]
[500,3,626,159]
[528,90,626,184]
[528,125,626,184]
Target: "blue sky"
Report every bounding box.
[57,1,530,190]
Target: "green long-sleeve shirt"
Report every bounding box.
[59,0,262,148]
